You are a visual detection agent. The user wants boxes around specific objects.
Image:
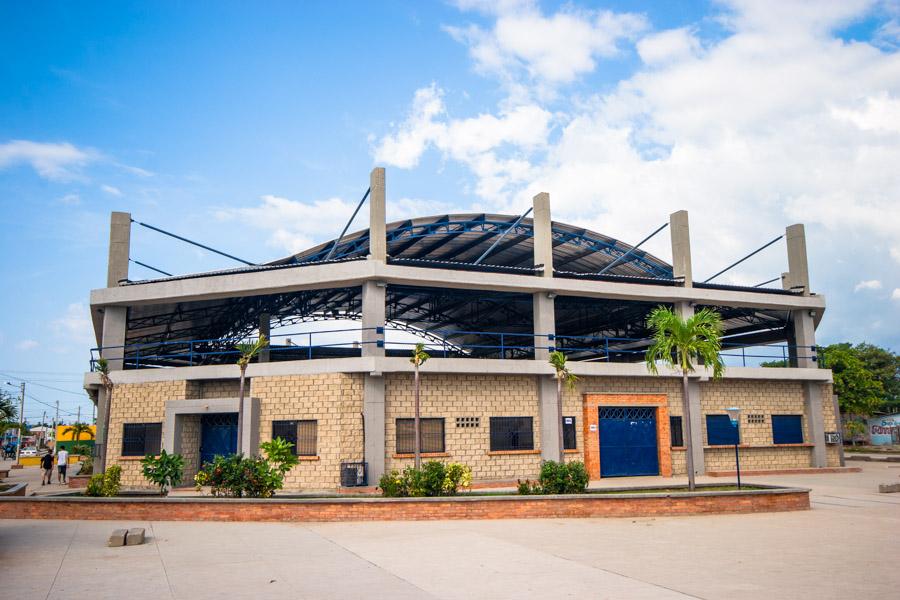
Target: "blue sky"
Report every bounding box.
[2,0,899,424]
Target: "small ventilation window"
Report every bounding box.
[747,414,766,425]
[456,416,480,428]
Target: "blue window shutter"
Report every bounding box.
[772,415,804,444]
[706,415,739,445]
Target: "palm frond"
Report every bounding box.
[410,342,430,366]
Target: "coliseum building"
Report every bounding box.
[84,168,839,489]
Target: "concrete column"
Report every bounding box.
[258,313,270,362]
[538,376,561,462]
[364,374,385,483]
[239,396,260,456]
[532,192,553,276]
[95,387,110,470]
[107,211,131,287]
[832,394,845,467]
[669,210,692,287]
[687,379,705,475]
[369,167,386,261]
[97,305,127,471]
[784,224,810,295]
[803,382,827,467]
[361,280,386,357]
[674,301,693,321]
[533,292,555,361]
[792,310,817,368]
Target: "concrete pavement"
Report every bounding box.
[1,458,83,495]
[1,462,898,599]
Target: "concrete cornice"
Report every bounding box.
[83,357,832,387]
[90,260,827,312]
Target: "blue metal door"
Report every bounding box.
[598,407,659,477]
[200,413,238,466]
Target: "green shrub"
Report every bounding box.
[377,461,472,497]
[517,479,541,495]
[538,460,588,494]
[141,450,185,496]
[85,464,121,497]
[79,455,94,476]
[194,441,298,499]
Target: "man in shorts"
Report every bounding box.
[40,450,54,485]
[56,448,69,484]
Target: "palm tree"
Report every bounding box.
[97,357,114,471]
[645,306,724,491]
[236,335,268,455]
[0,391,17,422]
[549,351,578,459]
[63,422,95,446]
[410,342,430,469]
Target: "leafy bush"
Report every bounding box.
[538,460,588,494]
[141,450,185,496]
[85,464,121,497]
[71,443,92,457]
[517,479,542,495]
[378,461,472,497]
[79,455,94,476]
[194,439,299,498]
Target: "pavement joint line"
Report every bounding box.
[150,522,177,600]
[302,524,441,599]
[822,494,900,505]
[45,520,79,600]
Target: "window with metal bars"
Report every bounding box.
[272,420,317,456]
[490,417,534,451]
[396,418,445,454]
[563,416,577,450]
[121,423,162,456]
[670,416,684,447]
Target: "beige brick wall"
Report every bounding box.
[705,446,812,471]
[180,415,201,481]
[107,380,190,488]
[384,373,544,482]
[251,373,363,490]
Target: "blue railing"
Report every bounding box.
[90,326,819,371]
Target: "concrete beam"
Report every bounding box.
[90,259,828,313]
[369,167,386,261]
[532,192,553,276]
[363,374,385,483]
[669,210,692,287]
[107,212,131,287]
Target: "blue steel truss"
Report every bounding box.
[290,216,673,279]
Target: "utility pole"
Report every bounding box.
[77,405,81,424]
[41,410,46,448]
[54,400,59,449]
[14,381,25,467]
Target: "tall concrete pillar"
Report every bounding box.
[783,223,817,367]
[803,382,827,467]
[792,310,817,368]
[687,379,704,476]
[361,281,386,358]
[533,293,555,361]
[669,210,692,287]
[369,167,386,261]
[532,192,553,276]
[97,305,127,471]
[258,313,270,362]
[364,374,386,483]
[539,377,562,462]
[784,224,810,295]
[107,212,131,287]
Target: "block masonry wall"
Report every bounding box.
[105,373,837,489]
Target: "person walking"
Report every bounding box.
[56,447,69,484]
[40,450,54,485]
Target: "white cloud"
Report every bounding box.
[445,3,647,89]
[855,279,883,291]
[637,28,701,66]
[15,339,39,351]
[58,193,81,206]
[100,184,123,197]
[891,246,900,264]
[0,140,98,181]
[893,288,900,301]
[51,303,94,346]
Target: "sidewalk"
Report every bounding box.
[0,458,82,495]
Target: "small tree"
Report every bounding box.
[235,335,268,455]
[410,343,430,469]
[844,420,867,446]
[141,450,185,496]
[549,351,578,459]
[645,306,725,491]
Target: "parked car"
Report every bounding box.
[20,447,37,457]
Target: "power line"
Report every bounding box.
[0,373,87,397]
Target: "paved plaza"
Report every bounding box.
[1,461,898,599]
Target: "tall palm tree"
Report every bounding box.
[0,391,17,422]
[97,358,114,471]
[63,422,95,442]
[410,342,430,469]
[645,306,725,491]
[549,351,578,459]
[236,335,268,455]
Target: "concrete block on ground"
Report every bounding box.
[126,528,146,545]
[878,483,900,493]
[108,529,127,547]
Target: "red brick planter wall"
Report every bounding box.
[1,488,809,522]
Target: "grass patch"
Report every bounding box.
[590,485,763,494]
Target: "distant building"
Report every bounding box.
[866,414,900,445]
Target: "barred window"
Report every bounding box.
[706,414,739,445]
[772,415,803,444]
[396,418,445,454]
[563,416,577,450]
[490,417,534,451]
[272,420,317,456]
[121,423,162,457]
[670,416,684,447]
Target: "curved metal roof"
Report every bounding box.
[272,213,674,279]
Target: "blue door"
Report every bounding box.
[598,407,659,477]
[200,413,238,466]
